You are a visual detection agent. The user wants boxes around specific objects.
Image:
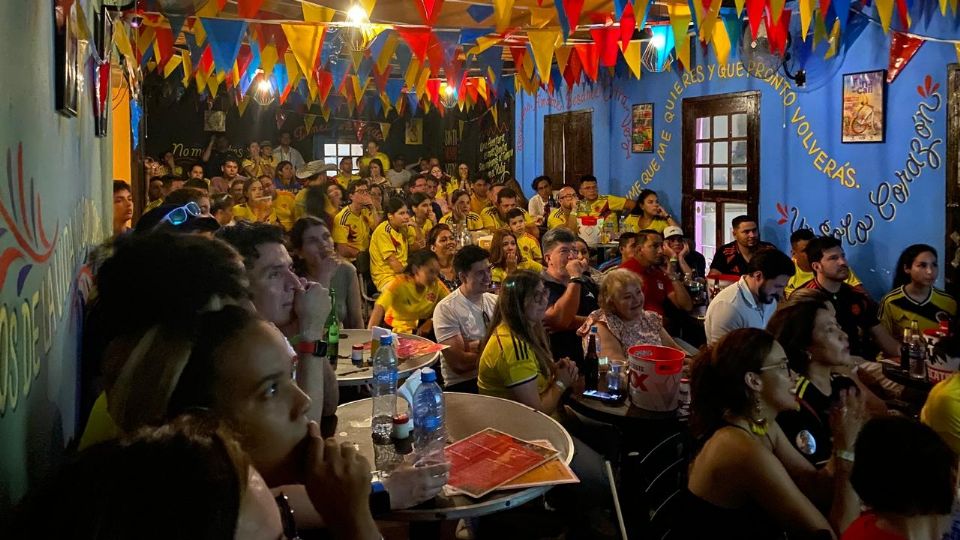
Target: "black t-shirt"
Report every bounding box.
[802,280,881,358]
[709,241,777,275]
[685,250,707,278]
[203,149,239,179]
[542,273,599,367]
[777,375,848,467]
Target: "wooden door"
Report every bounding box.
[946,64,960,297]
[543,110,593,188]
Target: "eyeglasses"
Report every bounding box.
[759,360,791,373]
[274,493,301,540]
[160,202,201,226]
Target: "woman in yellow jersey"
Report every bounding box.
[622,189,678,234]
[368,249,449,335]
[369,197,411,290]
[407,192,435,250]
[477,270,578,412]
[454,162,470,195]
[879,244,958,335]
[231,177,280,225]
[325,181,344,216]
[439,190,484,232]
[489,229,543,285]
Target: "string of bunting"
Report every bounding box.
[115,0,960,116]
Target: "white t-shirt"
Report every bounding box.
[432,289,498,387]
[704,276,778,345]
[386,168,412,188]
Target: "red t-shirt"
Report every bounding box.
[619,258,674,316]
[841,513,906,540]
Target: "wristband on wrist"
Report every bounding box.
[369,481,391,516]
[570,276,587,285]
[554,379,567,392]
[835,449,855,463]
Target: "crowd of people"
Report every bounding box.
[36,138,960,539]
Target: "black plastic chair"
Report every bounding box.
[635,430,690,539]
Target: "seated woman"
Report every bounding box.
[622,189,678,234]
[368,249,449,336]
[232,177,279,225]
[439,189,484,232]
[274,159,299,192]
[14,416,289,540]
[407,192,435,250]
[581,269,681,361]
[489,229,543,285]
[841,416,956,540]
[428,224,459,291]
[478,270,578,413]
[369,197,411,291]
[290,216,363,328]
[573,236,605,284]
[678,328,865,539]
[364,158,389,189]
[769,291,886,467]
[325,181,344,215]
[878,244,957,336]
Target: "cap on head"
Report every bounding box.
[663,226,684,239]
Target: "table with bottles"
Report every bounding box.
[334,392,574,521]
[333,329,441,386]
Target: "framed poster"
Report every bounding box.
[405,117,423,145]
[53,0,80,117]
[631,103,654,153]
[841,70,885,143]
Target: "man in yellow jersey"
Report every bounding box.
[334,156,360,189]
[469,177,491,215]
[480,188,536,231]
[577,174,634,217]
[359,140,390,172]
[785,228,861,296]
[547,186,579,231]
[333,179,378,261]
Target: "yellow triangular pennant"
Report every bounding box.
[770,0,785,23]
[281,24,325,79]
[261,43,278,78]
[733,0,745,17]
[939,0,949,15]
[477,77,488,102]
[304,114,316,133]
[163,53,183,78]
[530,6,555,28]
[405,58,422,89]
[375,33,399,73]
[875,0,894,33]
[195,0,219,17]
[824,20,841,59]
[526,28,561,80]
[711,19,731,65]
[75,2,91,41]
[181,50,192,85]
[491,103,499,125]
[699,0,722,43]
[458,120,465,138]
[668,1,692,69]
[380,122,391,139]
[113,23,134,60]
[137,26,156,55]
[493,0,515,33]
[285,50,303,89]
[359,0,377,18]
[812,12,827,47]
[799,0,814,40]
[623,40,642,78]
[468,35,502,56]
[302,2,336,22]
[193,18,206,45]
[237,93,252,117]
[555,45,573,72]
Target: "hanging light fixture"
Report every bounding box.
[343,3,371,54]
[439,83,458,109]
[252,71,275,106]
[641,26,675,73]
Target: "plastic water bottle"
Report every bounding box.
[412,368,447,467]
[372,334,399,471]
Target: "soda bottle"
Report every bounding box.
[412,368,447,467]
[583,326,600,390]
[325,288,340,367]
[372,334,398,471]
[908,320,927,380]
[900,327,912,372]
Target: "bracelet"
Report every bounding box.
[570,277,587,286]
[554,380,567,392]
[835,449,855,463]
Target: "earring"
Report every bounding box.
[749,394,768,436]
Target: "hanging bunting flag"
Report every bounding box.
[467,4,495,22]
[613,0,629,19]
[812,10,827,46]
[372,64,392,92]
[698,0,722,42]
[357,56,374,85]
[195,0,220,17]
[113,23,134,61]
[668,1,692,69]
[329,59,350,90]
[237,0,265,18]
[166,14,188,41]
[720,9,741,59]
[396,27,433,62]
[237,92,251,119]
[563,0,586,38]
[821,1,838,33]
[590,26,620,67]
[573,43,599,81]
[509,46,529,77]
[315,69,334,102]
[416,0,444,25]
[163,53,183,78]
[469,34,503,55]
[304,114,317,134]
[460,27,493,46]
[833,0,851,32]
[733,0,746,17]
[281,23,325,80]
[635,0,652,28]
[554,45,573,73]
[302,2,336,22]
[824,20,841,59]
[620,2,636,51]
[799,0,815,39]
[841,11,869,51]
[527,28,561,80]
[374,32,399,72]
[385,78,405,105]
[894,0,910,29]
[875,0,895,32]
[260,43,279,77]
[406,91,420,114]
[887,31,924,83]
[369,30,392,64]
[494,0,515,32]
[770,0,785,22]
[622,40,642,78]
[200,18,248,75]
[405,58,422,89]
[379,122,391,139]
[529,6,555,27]
[480,45,504,84]
[708,18,730,63]
[563,46,582,88]
[553,0,571,39]
[765,8,791,56]
[745,0,764,39]
[437,31,461,64]
[359,0,377,18]
[181,50,192,85]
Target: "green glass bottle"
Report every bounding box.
[325,288,340,367]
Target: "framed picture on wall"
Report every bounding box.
[53,0,80,117]
[406,118,423,145]
[841,70,885,143]
[631,103,654,153]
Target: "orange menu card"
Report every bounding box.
[444,428,557,498]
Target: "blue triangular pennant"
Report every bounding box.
[240,39,263,95]
[833,0,851,33]
[200,18,248,75]
[395,43,413,74]
[330,59,350,90]
[460,27,494,46]
[436,31,461,65]
[141,42,155,68]
[166,14,188,40]
[467,4,495,23]
[185,32,205,66]
[369,30,393,62]
[385,78,404,105]
[721,10,742,61]
[841,11,869,52]
[272,63,289,93]
[372,96,383,116]
[479,46,503,83]
[613,0,629,19]
[357,56,374,85]
[406,92,419,114]
[321,28,339,67]
[554,0,571,40]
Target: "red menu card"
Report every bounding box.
[444,428,558,498]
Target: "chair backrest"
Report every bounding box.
[638,430,690,538]
[354,250,371,275]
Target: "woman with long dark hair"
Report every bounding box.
[623,189,678,233]
[290,217,363,328]
[368,249,448,335]
[231,177,279,225]
[369,197,412,291]
[878,243,956,335]
[428,224,459,291]
[488,228,543,285]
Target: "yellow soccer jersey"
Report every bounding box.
[481,206,535,231]
[232,204,280,226]
[333,206,374,257]
[470,194,491,215]
[517,233,542,262]
[273,191,297,231]
[370,222,409,291]
[785,264,863,297]
[478,323,549,399]
[585,195,627,217]
[547,208,576,230]
[405,220,435,249]
[375,275,449,334]
[334,173,361,189]
[621,215,669,234]
[878,286,957,335]
[439,211,484,231]
[360,152,391,171]
[922,373,960,454]
[491,259,544,284]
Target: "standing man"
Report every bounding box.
[708,215,776,276]
[704,248,795,344]
[577,174,635,218]
[620,230,693,316]
[112,180,133,237]
[547,186,579,232]
[541,228,599,367]
[272,131,305,170]
[201,134,238,179]
[359,140,390,172]
[432,246,497,393]
[800,235,900,358]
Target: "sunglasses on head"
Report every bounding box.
[160,202,202,227]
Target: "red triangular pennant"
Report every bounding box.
[563,48,583,88]
[887,31,925,83]
[620,2,636,52]
[154,25,175,69]
[316,69,334,103]
[396,27,434,62]
[565,0,587,35]
[372,63,392,92]
[573,43,598,81]
[589,25,620,67]
[747,0,765,39]
[416,0,445,25]
[237,0,265,18]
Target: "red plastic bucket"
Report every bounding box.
[627,345,685,411]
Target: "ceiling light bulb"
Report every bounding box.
[649,33,666,50]
[258,79,272,92]
[347,4,368,24]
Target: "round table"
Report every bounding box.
[567,392,687,425]
[335,392,574,521]
[334,330,440,387]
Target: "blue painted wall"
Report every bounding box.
[515,12,958,299]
